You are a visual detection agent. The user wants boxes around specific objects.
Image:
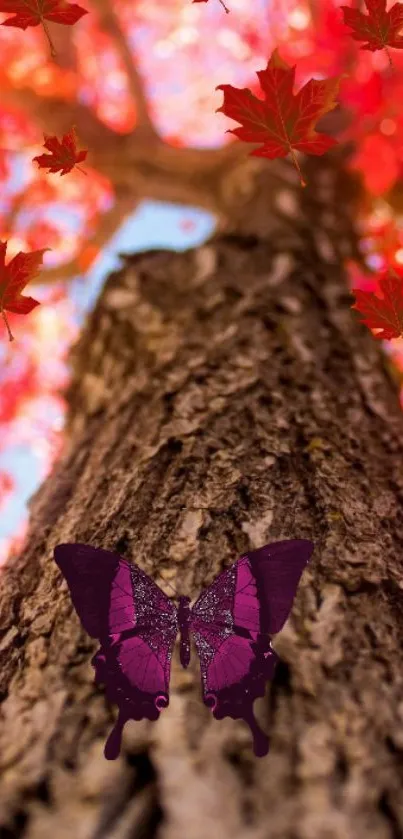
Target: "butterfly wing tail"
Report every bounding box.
[245,711,270,758]
[104,710,128,760]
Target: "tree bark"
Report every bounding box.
[1,151,403,839]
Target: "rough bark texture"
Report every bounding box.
[1,152,403,839]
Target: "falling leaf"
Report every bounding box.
[340,0,403,60]
[33,128,88,176]
[0,241,47,342]
[216,49,341,186]
[0,0,87,57]
[193,0,229,12]
[352,272,403,339]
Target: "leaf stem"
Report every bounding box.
[289,147,306,187]
[1,308,14,342]
[384,46,393,70]
[218,0,230,10]
[76,166,87,175]
[41,20,57,58]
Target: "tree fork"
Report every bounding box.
[1,154,403,839]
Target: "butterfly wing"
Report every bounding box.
[54,543,178,759]
[189,539,314,757]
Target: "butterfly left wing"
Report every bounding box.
[189,539,314,757]
[54,543,179,759]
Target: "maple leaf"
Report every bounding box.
[193,0,229,12]
[33,128,88,176]
[216,49,341,187]
[340,0,403,63]
[0,241,47,342]
[0,0,87,58]
[352,272,403,340]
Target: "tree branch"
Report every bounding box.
[89,0,157,137]
[0,75,257,287]
[1,189,27,234]
[35,191,139,284]
[1,80,250,215]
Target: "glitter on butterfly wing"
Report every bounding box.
[190,564,237,691]
[129,565,179,674]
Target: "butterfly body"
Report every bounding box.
[178,595,191,668]
[54,539,313,759]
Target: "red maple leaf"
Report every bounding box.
[0,0,87,57]
[0,241,47,342]
[33,127,87,176]
[216,49,341,186]
[340,0,403,60]
[193,0,229,11]
[352,272,403,340]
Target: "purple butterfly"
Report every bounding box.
[54,539,313,760]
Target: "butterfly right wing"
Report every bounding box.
[189,540,313,756]
[54,543,178,758]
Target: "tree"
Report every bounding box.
[1,146,403,837]
[1,1,403,837]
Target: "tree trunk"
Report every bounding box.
[1,151,403,839]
